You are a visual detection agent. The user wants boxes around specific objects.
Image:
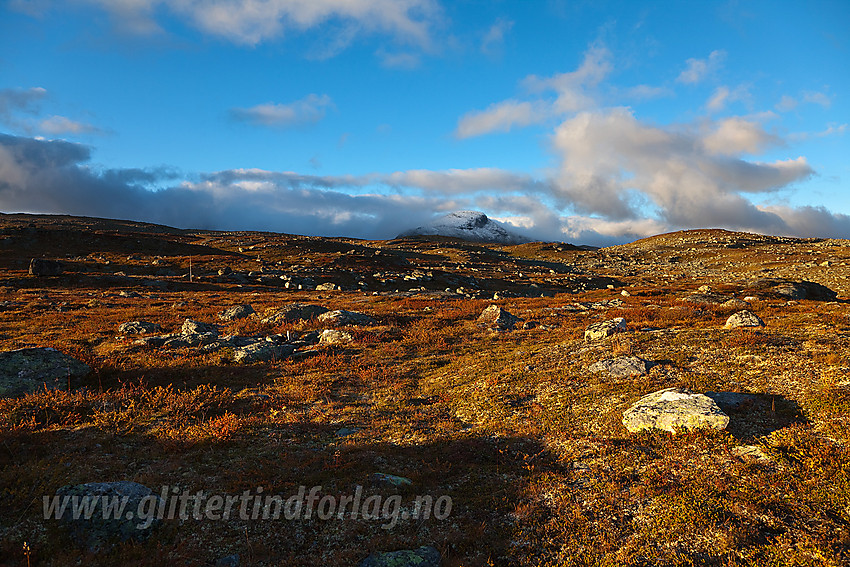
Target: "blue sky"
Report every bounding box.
[0,0,848,244]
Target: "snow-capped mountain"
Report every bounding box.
[397,211,531,244]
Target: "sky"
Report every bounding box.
[0,0,848,245]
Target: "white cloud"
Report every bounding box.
[676,50,726,84]
[775,95,798,112]
[33,0,442,49]
[455,100,549,139]
[481,18,513,55]
[39,115,104,135]
[702,117,779,155]
[706,84,750,112]
[230,94,333,128]
[802,90,832,108]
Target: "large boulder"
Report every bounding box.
[584,318,627,342]
[359,546,441,567]
[0,348,90,397]
[477,305,521,330]
[54,481,162,552]
[262,303,329,325]
[319,329,354,345]
[725,310,764,329]
[748,278,837,301]
[29,258,63,276]
[622,387,730,434]
[317,310,376,326]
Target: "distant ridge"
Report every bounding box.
[397,211,531,245]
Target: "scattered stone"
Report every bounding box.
[722,298,750,309]
[725,310,765,329]
[217,266,232,276]
[359,546,441,567]
[232,343,294,364]
[118,321,162,335]
[55,481,162,552]
[370,473,413,489]
[589,356,648,378]
[622,387,729,434]
[317,310,376,326]
[319,329,354,345]
[316,282,340,291]
[0,347,90,397]
[478,305,521,330]
[698,285,712,292]
[118,291,141,298]
[335,427,358,437]
[29,258,63,276]
[262,303,329,325]
[584,318,627,341]
[218,304,255,321]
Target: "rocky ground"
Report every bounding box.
[0,213,848,566]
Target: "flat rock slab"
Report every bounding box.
[55,481,162,552]
[318,310,376,326]
[0,347,90,397]
[584,318,626,341]
[622,387,730,434]
[725,310,764,329]
[478,305,521,329]
[359,546,441,567]
[232,343,295,364]
[589,356,648,378]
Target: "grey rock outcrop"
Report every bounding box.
[0,347,90,397]
[232,343,295,364]
[319,329,354,345]
[622,387,730,434]
[262,303,329,325]
[218,304,255,321]
[589,356,648,378]
[118,321,162,335]
[359,546,441,567]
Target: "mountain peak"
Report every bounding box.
[397,211,530,244]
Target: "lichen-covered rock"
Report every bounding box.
[118,321,162,335]
[359,546,441,567]
[589,356,648,378]
[319,329,354,345]
[54,481,162,552]
[584,318,627,341]
[317,310,376,326]
[316,282,341,291]
[232,343,294,364]
[622,387,730,434]
[29,258,63,276]
[725,310,764,329]
[0,347,90,397]
[262,303,329,325]
[218,304,255,321]
[477,305,521,330]
[370,473,413,489]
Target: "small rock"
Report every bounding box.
[584,318,627,341]
[118,291,141,298]
[698,285,712,292]
[118,321,162,335]
[317,310,376,326]
[722,298,750,309]
[316,282,340,291]
[319,329,354,345]
[622,387,729,434]
[359,546,441,567]
[478,305,521,330]
[181,319,218,335]
[370,473,413,489]
[29,258,63,276]
[218,304,255,321]
[725,310,765,329]
[588,356,648,378]
[218,267,232,276]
